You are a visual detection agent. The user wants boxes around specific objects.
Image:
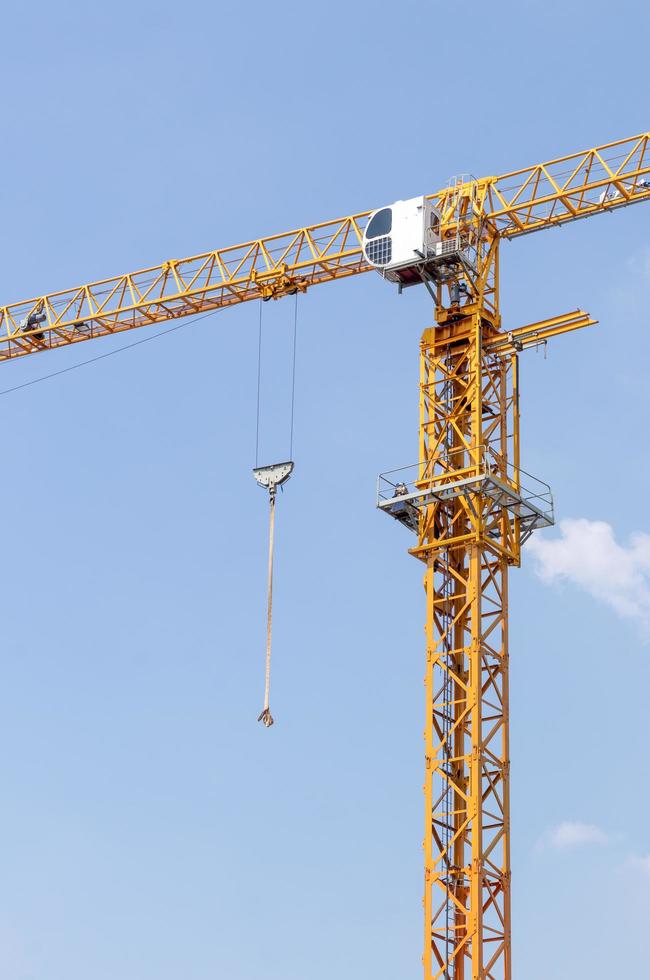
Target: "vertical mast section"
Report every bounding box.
[418,222,516,980]
[375,196,560,975]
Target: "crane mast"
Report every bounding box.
[420,223,514,980]
[376,190,597,977]
[379,212,529,978]
[1,132,649,979]
[421,343,513,978]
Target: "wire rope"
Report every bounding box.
[288,292,298,460]
[255,300,263,468]
[0,307,222,398]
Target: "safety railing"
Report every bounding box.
[377,445,554,532]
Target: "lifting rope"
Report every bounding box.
[289,292,298,460]
[258,480,278,727]
[255,293,299,466]
[253,295,299,727]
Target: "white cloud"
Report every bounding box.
[548,821,609,849]
[526,518,650,628]
[625,853,650,875]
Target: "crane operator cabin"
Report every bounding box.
[362,194,477,290]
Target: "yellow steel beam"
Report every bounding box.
[418,260,597,980]
[0,213,371,362]
[483,131,650,238]
[485,309,598,355]
[0,133,646,365]
[419,268,515,979]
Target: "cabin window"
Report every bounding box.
[366,208,392,239]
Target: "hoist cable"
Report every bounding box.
[288,292,298,460]
[0,307,220,398]
[254,295,299,728]
[255,300,263,468]
[257,487,277,728]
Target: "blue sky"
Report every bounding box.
[0,1,649,978]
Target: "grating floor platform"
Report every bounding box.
[377,465,554,544]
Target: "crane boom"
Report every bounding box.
[481,130,650,237]
[2,132,648,365]
[0,213,371,362]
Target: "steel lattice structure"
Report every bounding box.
[417,236,518,980]
[2,132,649,979]
[1,132,648,362]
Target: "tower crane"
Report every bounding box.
[2,131,650,980]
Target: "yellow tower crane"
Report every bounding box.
[2,131,650,979]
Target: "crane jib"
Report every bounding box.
[0,131,646,363]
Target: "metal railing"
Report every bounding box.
[377,446,553,527]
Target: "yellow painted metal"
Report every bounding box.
[0,132,647,979]
[481,131,650,238]
[485,310,597,356]
[0,133,646,363]
[415,210,595,977]
[418,239,516,978]
[0,214,370,361]
[432,133,650,241]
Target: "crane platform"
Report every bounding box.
[377,458,554,543]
